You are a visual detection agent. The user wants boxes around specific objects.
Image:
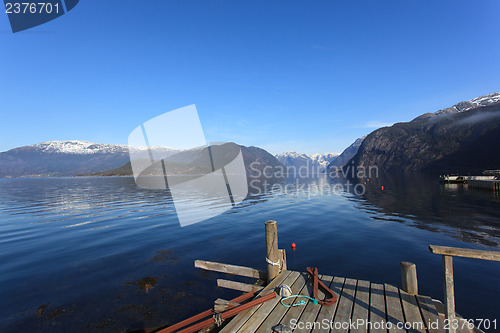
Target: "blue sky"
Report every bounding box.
[1,0,499,154]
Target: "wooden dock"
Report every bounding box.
[219,270,451,333]
[164,221,499,333]
[468,178,500,193]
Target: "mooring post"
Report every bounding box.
[400,261,418,295]
[265,220,280,283]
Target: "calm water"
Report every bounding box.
[0,175,499,332]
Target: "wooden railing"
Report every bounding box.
[429,245,500,333]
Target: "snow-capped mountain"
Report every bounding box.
[350,92,500,174]
[28,140,175,155]
[0,140,177,178]
[275,152,339,173]
[414,92,500,120]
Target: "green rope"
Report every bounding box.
[280,295,318,307]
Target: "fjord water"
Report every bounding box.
[0,175,498,332]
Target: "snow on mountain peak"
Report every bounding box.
[275,151,339,172]
[28,140,174,155]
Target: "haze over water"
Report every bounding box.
[0,175,498,332]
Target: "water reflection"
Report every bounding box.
[355,173,500,246]
[0,175,499,332]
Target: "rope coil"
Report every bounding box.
[266,257,280,266]
[280,295,318,308]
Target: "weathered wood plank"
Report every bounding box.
[194,260,267,280]
[219,270,291,333]
[400,290,426,333]
[443,255,456,333]
[311,276,344,333]
[278,273,316,330]
[331,278,357,333]
[429,245,500,261]
[350,279,370,333]
[416,295,446,333]
[237,271,301,333]
[279,249,287,271]
[255,272,310,333]
[293,275,333,333]
[216,279,264,293]
[369,283,386,333]
[384,284,405,333]
[214,298,240,313]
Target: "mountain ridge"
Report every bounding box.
[0,141,285,178]
[349,92,500,174]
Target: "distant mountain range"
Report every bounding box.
[0,141,177,178]
[349,92,500,174]
[275,152,338,173]
[2,92,499,178]
[0,141,285,178]
[88,142,285,177]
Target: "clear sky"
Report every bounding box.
[1,0,499,155]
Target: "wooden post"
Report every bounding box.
[265,220,279,283]
[400,261,418,295]
[443,255,456,333]
[279,249,287,271]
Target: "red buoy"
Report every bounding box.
[291,243,296,249]
[381,186,384,190]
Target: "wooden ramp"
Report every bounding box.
[219,270,458,333]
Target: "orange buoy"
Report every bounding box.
[381,186,384,190]
[291,243,296,249]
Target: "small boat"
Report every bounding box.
[439,175,467,183]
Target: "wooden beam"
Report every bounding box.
[429,245,500,261]
[214,298,241,313]
[194,260,267,280]
[400,261,418,295]
[442,255,456,333]
[216,279,264,293]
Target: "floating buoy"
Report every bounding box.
[291,243,296,250]
[381,186,384,191]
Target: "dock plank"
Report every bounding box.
[311,276,344,333]
[254,272,310,333]
[237,271,301,332]
[294,275,334,333]
[416,295,445,333]
[384,284,405,333]
[400,290,426,333]
[331,278,357,333]
[215,270,458,333]
[219,270,291,333]
[277,273,315,330]
[350,280,370,333]
[369,283,386,333]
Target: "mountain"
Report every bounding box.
[275,152,338,173]
[326,136,366,170]
[349,92,500,174]
[85,142,285,177]
[0,140,177,178]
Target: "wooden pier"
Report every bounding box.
[164,220,499,333]
[468,178,500,193]
[218,269,448,333]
